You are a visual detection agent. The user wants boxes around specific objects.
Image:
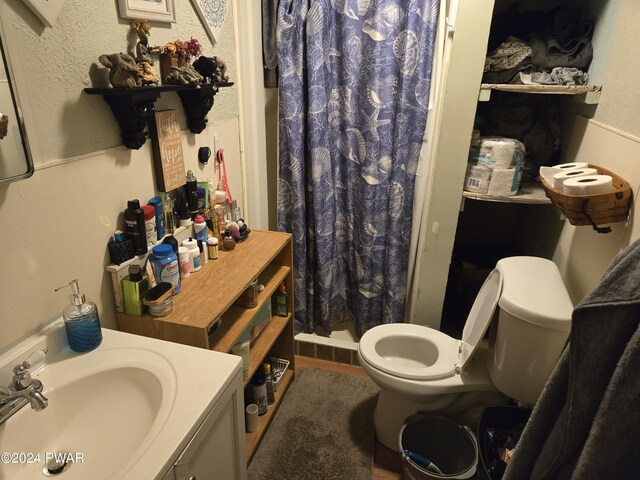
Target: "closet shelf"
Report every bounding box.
[479,83,601,104]
[84,82,234,149]
[462,181,551,205]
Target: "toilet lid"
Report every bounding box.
[458,268,502,371]
[358,324,459,380]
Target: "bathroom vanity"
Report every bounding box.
[0,320,247,480]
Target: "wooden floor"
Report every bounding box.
[295,355,403,479]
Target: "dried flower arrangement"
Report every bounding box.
[160,38,202,63]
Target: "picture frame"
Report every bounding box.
[190,0,227,45]
[117,0,176,23]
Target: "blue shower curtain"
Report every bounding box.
[277,0,439,337]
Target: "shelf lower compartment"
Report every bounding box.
[245,369,294,463]
[208,265,290,354]
[243,314,292,387]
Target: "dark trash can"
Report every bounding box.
[399,415,479,480]
[477,406,532,480]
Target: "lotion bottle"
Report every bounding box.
[55,279,102,353]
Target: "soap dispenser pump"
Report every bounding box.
[55,279,102,353]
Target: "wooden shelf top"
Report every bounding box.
[143,230,291,330]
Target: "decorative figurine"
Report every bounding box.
[193,56,218,84]
[130,20,160,86]
[212,56,229,83]
[98,53,141,88]
[165,64,203,86]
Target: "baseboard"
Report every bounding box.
[295,338,360,366]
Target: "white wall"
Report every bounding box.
[549,0,640,303]
[0,0,242,352]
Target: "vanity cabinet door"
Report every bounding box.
[171,371,247,480]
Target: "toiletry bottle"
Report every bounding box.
[251,369,268,415]
[163,192,175,235]
[197,239,208,265]
[185,170,199,217]
[124,199,147,255]
[55,279,102,352]
[142,205,156,249]
[182,237,201,272]
[207,236,219,260]
[177,188,192,227]
[122,264,150,316]
[150,244,181,295]
[178,246,190,279]
[275,282,288,316]
[162,234,179,256]
[264,362,275,405]
[197,186,206,214]
[194,214,208,243]
[148,196,165,241]
[222,230,236,250]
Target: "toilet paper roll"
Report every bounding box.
[488,168,519,196]
[563,175,613,196]
[540,162,589,186]
[464,164,492,194]
[479,138,516,169]
[552,168,597,191]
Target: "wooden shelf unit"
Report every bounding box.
[117,230,295,464]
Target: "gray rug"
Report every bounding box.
[248,368,380,480]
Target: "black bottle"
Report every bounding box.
[185,170,199,218]
[124,199,147,255]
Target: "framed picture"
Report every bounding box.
[117,0,176,23]
[190,0,227,45]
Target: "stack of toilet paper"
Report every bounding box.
[540,162,614,195]
[464,137,525,195]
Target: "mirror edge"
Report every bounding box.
[0,23,34,186]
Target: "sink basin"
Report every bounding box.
[0,319,242,479]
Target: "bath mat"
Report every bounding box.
[248,368,379,480]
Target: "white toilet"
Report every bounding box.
[358,256,573,450]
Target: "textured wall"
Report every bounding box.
[590,0,640,136]
[0,0,242,353]
[1,0,238,162]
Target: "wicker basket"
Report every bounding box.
[541,164,632,232]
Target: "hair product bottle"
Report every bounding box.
[124,199,147,255]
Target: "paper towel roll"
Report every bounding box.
[552,168,598,191]
[563,175,613,195]
[488,168,519,196]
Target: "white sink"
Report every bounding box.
[0,319,242,479]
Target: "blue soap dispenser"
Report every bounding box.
[55,279,102,352]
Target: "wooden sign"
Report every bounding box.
[150,110,186,192]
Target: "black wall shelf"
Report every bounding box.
[84,82,234,149]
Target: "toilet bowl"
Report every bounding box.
[358,257,573,450]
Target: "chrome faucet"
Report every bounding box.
[0,361,48,424]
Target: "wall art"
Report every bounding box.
[190,0,226,45]
[21,0,66,27]
[118,0,176,23]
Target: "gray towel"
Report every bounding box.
[504,240,640,479]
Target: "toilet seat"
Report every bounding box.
[358,324,459,380]
[359,269,502,381]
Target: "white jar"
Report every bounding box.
[181,238,201,272]
[178,246,190,279]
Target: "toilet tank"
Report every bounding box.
[487,257,573,406]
